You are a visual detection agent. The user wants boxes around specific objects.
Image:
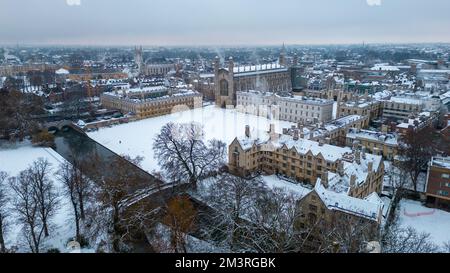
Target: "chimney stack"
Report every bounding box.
[337,160,344,176]
[245,125,250,138]
[309,130,314,140]
[321,172,329,188]
[318,138,324,146]
[368,161,373,173]
[361,147,366,160]
[269,123,275,134]
[352,140,359,151]
[293,129,299,141]
[350,174,356,188]
[355,149,361,164]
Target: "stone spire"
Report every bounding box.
[279,43,286,66]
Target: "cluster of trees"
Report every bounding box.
[0,89,45,141]
[0,152,149,253]
[0,159,59,253]
[397,126,436,192]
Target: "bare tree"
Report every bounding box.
[242,188,307,253]
[0,171,9,253]
[0,89,44,141]
[57,161,90,243]
[29,158,59,237]
[153,122,226,188]
[201,174,267,250]
[442,241,450,253]
[87,155,145,252]
[9,170,44,253]
[163,195,196,253]
[321,214,378,253]
[398,126,435,192]
[381,221,439,253]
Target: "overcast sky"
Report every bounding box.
[1,0,449,46]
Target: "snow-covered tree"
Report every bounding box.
[153,122,226,188]
[381,221,439,253]
[28,158,59,237]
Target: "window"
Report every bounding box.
[438,190,449,196]
[442,173,450,179]
[219,79,228,96]
[309,204,318,211]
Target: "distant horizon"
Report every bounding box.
[2,41,450,49]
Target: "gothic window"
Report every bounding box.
[220,79,229,96]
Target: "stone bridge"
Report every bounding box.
[46,120,87,136]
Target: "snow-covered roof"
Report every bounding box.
[431,156,450,169]
[371,64,400,72]
[314,179,382,221]
[387,96,423,105]
[237,127,383,168]
[346,128,398,146]
[55,68,69,75]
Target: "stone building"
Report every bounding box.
[135,46,175,76]
[236,90,334,125]
[214,48,292,107]
[283,114,369,147]
[100,86,202,119]
[346,128,399,160]
[228,124,384,199]
[338,100,383,120]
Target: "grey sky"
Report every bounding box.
[1,0,449,45]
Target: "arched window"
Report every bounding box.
[220,79,229,96]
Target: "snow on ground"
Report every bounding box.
[0,141,90,252]
[398,199,450,246]
[88,105,295,173]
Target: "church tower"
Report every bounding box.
[279,43,287,66]
[134,46,144,74]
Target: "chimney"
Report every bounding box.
[318,138,324,146]
[355,149,361,164]
[309,130,314,139]
[300,132,305,139]
[368,161,373,173]
[321,172,329,188]
[337,160,344,176]
[269,123,275,134]
[282,128,288,134]
[352,141,358,151]
[293,129,299,141]
[361,147,366,160]
[350,174,356,188]
[245,125,250,138]
[298,123,303,132]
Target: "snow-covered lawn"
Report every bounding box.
[0,141,87,252]
[88,105,295,173]
[398,199,450,247]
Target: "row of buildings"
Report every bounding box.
[227,124,385,235]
